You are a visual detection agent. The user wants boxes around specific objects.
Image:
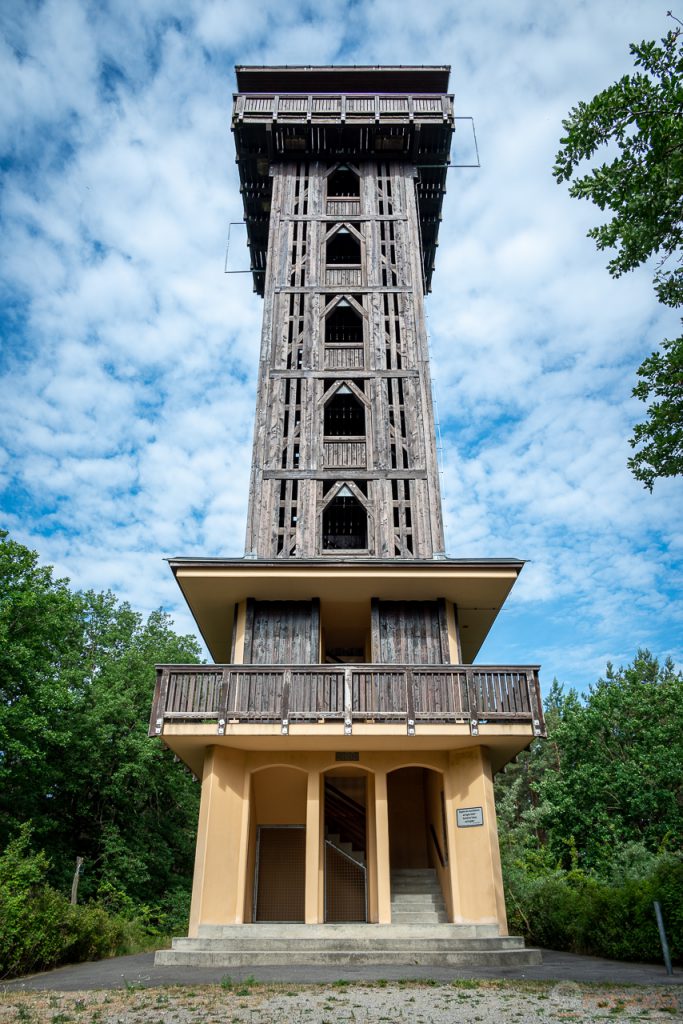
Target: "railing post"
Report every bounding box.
[344,667,353,736]
[217,668,230,736]
[528,669,544,737]
[466,668,479,736]
[405,668,416,736]
[281,669,291,735]
[149,667,167,737]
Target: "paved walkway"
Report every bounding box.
[2,949,679,991]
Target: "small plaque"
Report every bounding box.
[457,806,484,828]
[335,751,359,762]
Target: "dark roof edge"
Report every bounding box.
[235,65,451,94]
[167,556,525,571]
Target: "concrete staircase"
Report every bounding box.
[391,868,448,924]
[326,832,366,867]
[155,920,542,968]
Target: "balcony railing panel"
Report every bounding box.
[150,664,545,738]
[235,94,453,123]
[323,345,365,370]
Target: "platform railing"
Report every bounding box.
[233,93,454,124]
[150,663,545,740]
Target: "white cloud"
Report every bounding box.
[1,0,681,689]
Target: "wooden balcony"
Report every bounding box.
[233,93,454,126]
[150,664,545,740]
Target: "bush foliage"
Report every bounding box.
[496,652,683,964]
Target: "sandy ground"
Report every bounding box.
[0,979,681,1024]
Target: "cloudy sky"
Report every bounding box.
[1,0,681,693]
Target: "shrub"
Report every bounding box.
[504,849,683,963]
[0,826,173,979]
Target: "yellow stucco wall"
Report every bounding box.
[187,745,508,933]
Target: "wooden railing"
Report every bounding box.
[234,93,454,124]
[323,438,367,469]
[150,664,545,739]
[323,345,365,370]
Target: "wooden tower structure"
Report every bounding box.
[150,66,544,963]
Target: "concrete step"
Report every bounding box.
[197,923,502,940]
[391,893,444,907]
[171,935,525,953]
[391,911,449,924]
[156,947,542,967]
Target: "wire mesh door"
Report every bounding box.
[324,840,367,922]
[254,826,306,922]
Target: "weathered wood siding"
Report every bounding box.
[371,598,450,664]
[244,157,446,559]
[243,598,320,664]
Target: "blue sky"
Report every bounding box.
[1,0,681,693]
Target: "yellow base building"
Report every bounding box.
[151,66,544,965]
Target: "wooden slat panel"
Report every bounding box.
[323,439,367,468]
[352,670,406,719]
[325,267,362,286]
[327,199,361,217]
[323,345,365,369]
[374,600,447,664]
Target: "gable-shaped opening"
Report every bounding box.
[322,485,368,551]
[327,165,360,198]
[324,385,365,437]
[326,226,361,266]
[325,298,364,344]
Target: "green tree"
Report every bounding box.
[534,651,683,873]
[0,531,202,908]
[553,22,683,489]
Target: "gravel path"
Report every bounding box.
[0,979,681,1024]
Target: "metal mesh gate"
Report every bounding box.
[324,840,367,922]
[254,826,305,921]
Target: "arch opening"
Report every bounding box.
[327,165,360,198]
[326,226,361,266]
[322,485,368,550]
[325,299,364,344]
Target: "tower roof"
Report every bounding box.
[232,64,455,294]
[235,65,451,94]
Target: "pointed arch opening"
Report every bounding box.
[322,482,369,551]
[324,297,364,345]
[326,164,360,198]
[326,224,361,266]
[324,384,365,437]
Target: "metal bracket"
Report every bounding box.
[407,717,416,737]
[281,718,289,736]
[154,718,163,736]
[217,718,226,736]
[469,718,479,737]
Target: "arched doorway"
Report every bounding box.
[387,766,450,922]
[323,767,368,922]
[250,766,307,922]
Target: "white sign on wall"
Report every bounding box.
[456,806,484,828]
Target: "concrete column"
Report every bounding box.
[374,769,392,923]
[305,769,322,923]
[444,747,508,933]
[188,746,248,937]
